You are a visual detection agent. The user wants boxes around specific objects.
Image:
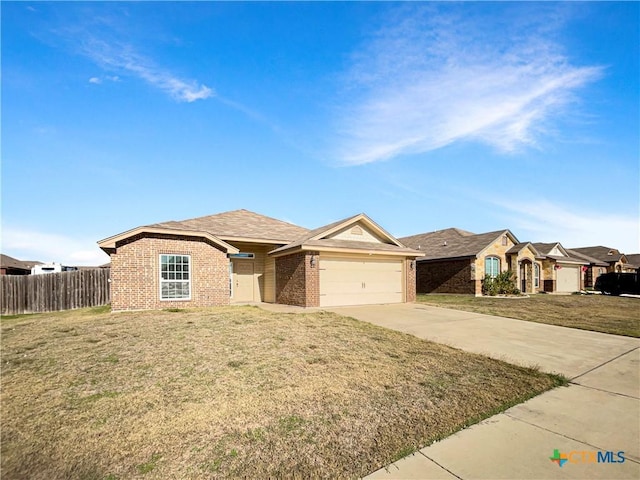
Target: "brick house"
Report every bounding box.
[568,246,634,288]
[399,228,540,295]
[0,254,42,275]
[98,209,422,311]
[531,243,589,293]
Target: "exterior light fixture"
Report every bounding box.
[310,255,316,268]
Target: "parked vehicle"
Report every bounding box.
[31,263,78,275]
[595,272,640,295]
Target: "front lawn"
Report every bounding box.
[417,294,640,337]
[1,306,562,479]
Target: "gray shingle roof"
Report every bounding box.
[150,209,309,243]
[531,243,586,264]
[1,254,42,271]
[569,246,624,263]
[399,229,513,261]
[565,249,610,267]
[625,254,640,268]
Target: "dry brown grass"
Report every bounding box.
[2,305,561,479]
[417,294,640,337]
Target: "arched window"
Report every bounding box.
[485,256,500,278]
[534,263,540,288]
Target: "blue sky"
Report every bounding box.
[2,1,639,265]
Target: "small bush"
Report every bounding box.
[482,271,520,296]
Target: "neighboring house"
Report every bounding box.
[569,246,635,275]
[531,243,589,293]
[98,209,422,311]
[0,254,42,275]
[564,249,609,289]
[399,228,540,295]
[625,254,640,273]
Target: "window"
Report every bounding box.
[160,255,191,300]
[229,252,255,259]
[485,257,500,278]
[534,263,540,288]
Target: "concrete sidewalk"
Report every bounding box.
[325,304,640,479]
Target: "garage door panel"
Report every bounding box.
[557,266,580,293]
[319,257,403,307]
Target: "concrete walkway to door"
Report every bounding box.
[325,303,640,479]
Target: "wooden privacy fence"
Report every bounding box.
[1,268,110,315]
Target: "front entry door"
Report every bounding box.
[232,261,254,301]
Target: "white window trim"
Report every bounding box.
[534,263,540,288]
[159,254,192,301]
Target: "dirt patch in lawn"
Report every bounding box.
[417,294,640,337]
[1,306,562,479]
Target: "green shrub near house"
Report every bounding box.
[482,271,520,296]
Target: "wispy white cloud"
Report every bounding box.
[2,227,110,266]
[89,75,120,84]
[494,200,639,253]
[80,37,213,102]
[336,5,603,165]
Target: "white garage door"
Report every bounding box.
[556,266,580,293]
[319,257,403,307]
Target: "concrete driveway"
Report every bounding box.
[326,303,640,479]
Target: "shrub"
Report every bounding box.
[482,271,520,296]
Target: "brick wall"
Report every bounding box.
[416,258,475,294]
[110,234,230,311]
[405,259,416,302]
[275,251,319,307]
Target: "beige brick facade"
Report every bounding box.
[110,234,230,312]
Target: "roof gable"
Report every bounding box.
[98,226,240,253]
[401,229,517,261]
[505,241,541,257]
[269,213,422,257]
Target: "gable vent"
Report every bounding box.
[350,226,363,235]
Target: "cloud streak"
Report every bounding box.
[336,4,603,165]
[2,227,110,266]
[494,199,639,253]
[81,37,213,102]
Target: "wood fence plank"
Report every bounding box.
[0,269,110,315]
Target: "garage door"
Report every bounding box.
[319,257,403,307]
[556,265,580,293]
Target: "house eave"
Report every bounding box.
[97,226,240,254]
[269,244,424,258]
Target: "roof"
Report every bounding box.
[565,249,609,267]
[569,246,625,263]
[624,254,640,268]
[99,210,422,258]
[269,213,423,257]
[1,254,42,271]
[531,242,587,264]
[506,242,540,255]
[399,229,515,261]
[150,209,310,243]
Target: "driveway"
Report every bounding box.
[326,303,640,479]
